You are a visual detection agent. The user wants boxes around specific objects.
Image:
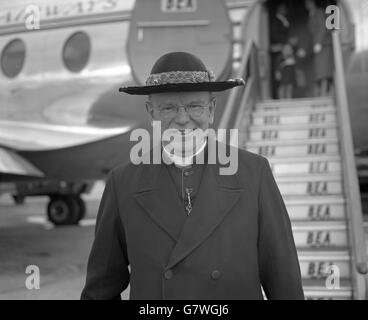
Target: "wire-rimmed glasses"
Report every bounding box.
[150,99,214,119]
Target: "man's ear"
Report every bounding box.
[208,97,216,125]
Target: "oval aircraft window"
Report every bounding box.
[63,32,91,73]
[1,39,26,78]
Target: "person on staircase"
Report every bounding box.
[304,0,335,97]
[269,2,291,99]
[275,43,297,99]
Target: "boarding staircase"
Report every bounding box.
[221,3,368,298]
[245,97,354,299]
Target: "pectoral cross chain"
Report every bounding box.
[185,188,193,215]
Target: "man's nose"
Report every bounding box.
[174,107,190,125]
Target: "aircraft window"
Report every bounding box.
[1,39,26,78]
[63,31,91,72]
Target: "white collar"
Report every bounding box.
[162,138,207,168]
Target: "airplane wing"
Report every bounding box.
[0,147,44,178]
[0,120,132,151]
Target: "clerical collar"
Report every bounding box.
[162,138,208,168]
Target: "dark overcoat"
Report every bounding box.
[81,146,304,300]
[308,8,334,80]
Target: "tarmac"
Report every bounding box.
[0,181,130,300]
[0,181,367,300]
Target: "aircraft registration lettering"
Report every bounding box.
[307,181,328,195]
[308,144,326,154]
[258,146,275,156]
[307,261,333,278]
[262,130,278,140]
[307,231,331,246]
[309,128,326,138]
[308,205,331,220]
[0,0,120,27]
[309,113,326,123]
[309,161,328,173]
[263,115,280,125]
[162,0,197,12]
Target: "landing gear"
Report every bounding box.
[47,195,86,226]
[9,180,93,226]
[74,195,86,221]
[12,195,25,205]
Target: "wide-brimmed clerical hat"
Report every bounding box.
[119,52,245,95]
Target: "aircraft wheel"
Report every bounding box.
[47,196,79,226]
[73,195,86,222]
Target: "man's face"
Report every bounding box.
[146,91,216,133]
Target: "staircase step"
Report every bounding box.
[247,98,355,300]
[268,155,341,163]
[247,137,338,147]
[254,104,335,114]
[258,97,333,107]
[246,138,339,157]
[268,156,341,176]
[258,152,340,160]
[298,249,350,279]
[249,124,338,141]
[252,109,336,117]
[255,104,335,113]
[284,195,345,205]
[249,122,337,131]
[303,278,352,300]
[285,195,346,221]
[251,111,336,126]
[276,173,342,181]
[292,221,347,248]
[278,178,342,197]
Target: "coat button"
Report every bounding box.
[211,270,221,280]
[164,270,173,280]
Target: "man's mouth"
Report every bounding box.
[178,128,196,134]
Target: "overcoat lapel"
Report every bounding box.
[166,163,243,270]
[134,144,244,270]
[134,163,187,242]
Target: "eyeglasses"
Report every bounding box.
[150,100,214,119]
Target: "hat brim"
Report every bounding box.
[118,79,245,95]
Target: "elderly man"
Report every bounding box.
[81,52,304,300]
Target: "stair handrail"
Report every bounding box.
[332,30,368,299]
[230,42,261,147]
[218,40,260,144]
[218,40,251,137]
